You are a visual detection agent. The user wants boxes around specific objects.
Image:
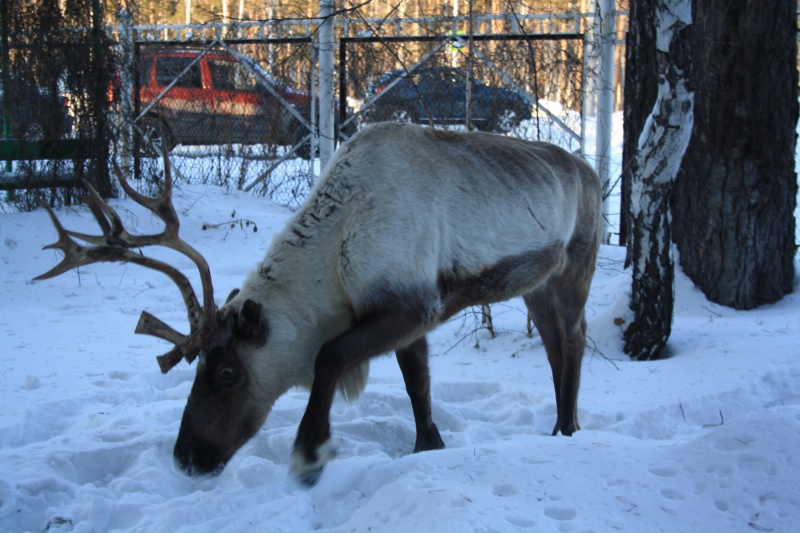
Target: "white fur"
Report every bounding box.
[290,439,336,481]
[226,122,599,441]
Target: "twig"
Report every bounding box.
[703,410,724,428]
[586,335,619,370]
[202,218,258,231]
[616,496,638,513]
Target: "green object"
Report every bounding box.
[0,139,94,160]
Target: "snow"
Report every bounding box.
[1,152,800,532]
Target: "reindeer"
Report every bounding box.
[37,122,602,486]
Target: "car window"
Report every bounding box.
[207,59,258,92]
[155,57,203,89]
[137,57,153,87]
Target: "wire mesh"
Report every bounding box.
[345,33,585,154]
[129,40,321,209]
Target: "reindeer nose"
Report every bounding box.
[173,432,226,477]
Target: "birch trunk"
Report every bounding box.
[623,0,693,361]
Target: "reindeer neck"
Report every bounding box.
[240,173,357,391]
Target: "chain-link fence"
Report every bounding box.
[344,32,585,153]
[121,15,590,210]
[3,7,623,215]
[127,39,325,207]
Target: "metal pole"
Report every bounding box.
[338,30,347,137]
[119,9,134,176]
[318,0,335,170]
[92,0,111,196]
[581,34,589,159]
[595,0,615,244]
[1,0,11,172]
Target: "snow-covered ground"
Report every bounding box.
[1,169,799,532]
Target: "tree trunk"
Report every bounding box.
[672,0,798,310]
[623,0,694,361]
[90,0,112,198]
[620,0,659,248]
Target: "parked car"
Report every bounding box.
[133,48,352,159]
[0,75,72,141]
[363,67,531,133]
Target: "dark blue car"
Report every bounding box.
[364,67,531,133]
[1,76,72,141]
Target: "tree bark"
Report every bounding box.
[623,0,694,361]
[620,0,660,248]
[672,0,798,310]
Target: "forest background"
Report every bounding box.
[96,0,623,27]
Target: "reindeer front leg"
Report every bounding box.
[292,305,435,486]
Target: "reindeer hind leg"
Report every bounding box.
[524,267,589,437]
[396,336,445,453]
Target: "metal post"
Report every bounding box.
[1,0,11,172]
[92,0,111,196]
[119,9,134,176]
[595,0,615,244]
[310,44,317,178]
[318,0,335,170]
[581,34,589,159]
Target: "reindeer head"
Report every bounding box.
[36,150,269,476]
[172,295,270,475]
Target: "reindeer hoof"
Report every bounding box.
[551,419,579,436]
[291,440,336,488]
[413,423,446,452]
[295,466,324,487]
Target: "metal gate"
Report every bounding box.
[110,12,606,210]
[123,34,326,208]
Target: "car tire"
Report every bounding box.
[291,126,314,160]
[291,117,351,160]
[491,109,519,134]
[389,107,415,124]
[137,116,175,158]
[22,123,45,141]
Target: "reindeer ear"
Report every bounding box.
[235,299,267,344]
[226,288,241,303]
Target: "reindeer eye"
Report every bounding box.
[217,366,237,385]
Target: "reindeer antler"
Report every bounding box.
[35,148,216,373]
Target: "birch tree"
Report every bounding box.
[622,0,693,360]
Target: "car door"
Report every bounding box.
[418,69,468,126]
[440,69,468,124]
[460,73,494,127]
[404,70,451,125]
[148,54,213,144]
[206,57,277,144]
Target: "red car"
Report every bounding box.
[134,48,347,159]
